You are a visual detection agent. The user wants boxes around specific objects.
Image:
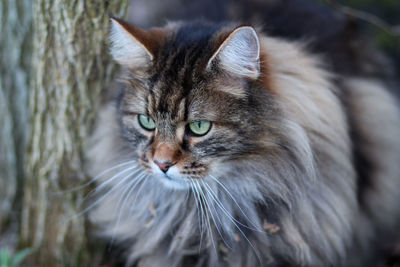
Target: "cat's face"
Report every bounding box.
[110,18,270,189]
[119,73,254,188]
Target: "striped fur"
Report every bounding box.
[87,19,400,266]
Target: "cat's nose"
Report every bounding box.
[154,160,175,173]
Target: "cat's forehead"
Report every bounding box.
[164,22,225,55]
[148,79,219,124]
[144,23,229,122]
[150,23,222,80]
[121,22,244,124]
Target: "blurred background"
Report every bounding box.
[0,0,399,266]
[128,0,400,74]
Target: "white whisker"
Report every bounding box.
[128,174,150,216]
[203,181,261,232]
[83,166,141,203]
[114,172,147,219]
[95,165,141,193]
[110,172,147,248]
[198,180,232,250]
[193,180,217,255]
[203,180,262,263]
[70,168,138,221]
[52,160,137,195]
[209,175,262,231]
[183,184,191,203]
[190,180,204,252]
[132,174,148,204]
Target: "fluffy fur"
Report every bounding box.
[87,18,400,266]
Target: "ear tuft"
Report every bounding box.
[208,26,260,79]
[109,18,153,68]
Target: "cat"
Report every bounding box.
[87,16,400,267]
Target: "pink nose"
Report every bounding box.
[154,160,175,173]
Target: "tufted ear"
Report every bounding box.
[207,26,260,79]
[109,17,162,68]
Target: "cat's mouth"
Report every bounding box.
[139,155,209,189]
[154,171,191,190]
[162,173,181,182]
[152,163,209,190]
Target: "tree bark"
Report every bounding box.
[0,0,32,244]
[20,1,129,266]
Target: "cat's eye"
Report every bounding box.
[138,114,156,131]
[188,121,211,136]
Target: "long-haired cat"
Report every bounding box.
[87,16,400,266]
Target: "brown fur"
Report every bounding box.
[111,17,168,57]
[88,19,400,267]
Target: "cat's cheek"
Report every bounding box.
[138,158,152,172]
[205,160,227,178]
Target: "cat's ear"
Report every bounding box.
[207,26,260,79]
[109,17,158,68]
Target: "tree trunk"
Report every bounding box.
[0,0,32,247]
[19,1,129,266]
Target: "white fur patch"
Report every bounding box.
[208,26,260,79]
[109,19,152,68]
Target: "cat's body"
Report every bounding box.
[88,15,400,267]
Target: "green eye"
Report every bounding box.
[188,121,211,136]
[138,114,156,131]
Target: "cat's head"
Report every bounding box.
[109,18,277,189]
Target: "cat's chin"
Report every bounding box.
[149,164,201,190]
[154,173,190,190]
